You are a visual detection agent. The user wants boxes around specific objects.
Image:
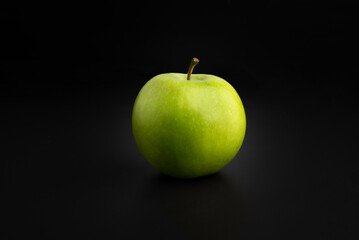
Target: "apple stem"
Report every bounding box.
[187,57,200,80]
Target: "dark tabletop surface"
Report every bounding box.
[2,2,358,239]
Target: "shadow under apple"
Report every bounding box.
[143,172,248,240]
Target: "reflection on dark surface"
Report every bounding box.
[144,173,248,240]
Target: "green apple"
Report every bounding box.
[132,58,246,178]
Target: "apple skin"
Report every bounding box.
[132,73,246,178]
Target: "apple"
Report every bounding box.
[132,58,246,178]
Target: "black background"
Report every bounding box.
[2,1,358,239]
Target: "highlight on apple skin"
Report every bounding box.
[132,58,246,178]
